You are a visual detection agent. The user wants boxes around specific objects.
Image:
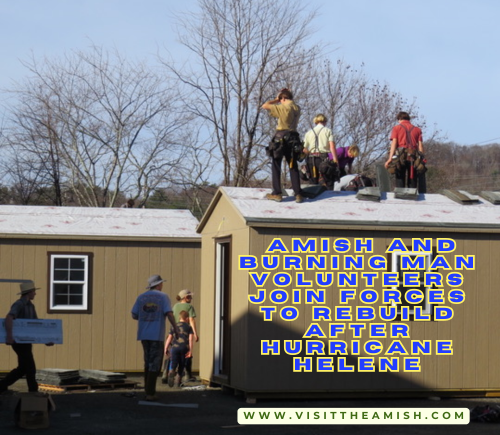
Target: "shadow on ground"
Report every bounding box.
[1,374,499,434]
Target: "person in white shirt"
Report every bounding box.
[303,114,338,189]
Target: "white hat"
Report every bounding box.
[178,289,193,299]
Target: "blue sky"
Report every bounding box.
[1,0,499,145]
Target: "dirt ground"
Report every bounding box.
[1,374,500,434]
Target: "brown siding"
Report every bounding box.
[215,226,500,394]
[0,238,201,373]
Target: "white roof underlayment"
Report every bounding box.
[0,206,200,239]
[218,187,500,229]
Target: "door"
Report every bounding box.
[214,238,231,378]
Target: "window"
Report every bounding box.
[48,253,93,313]
[391,251,432,316]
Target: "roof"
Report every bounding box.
[0,205,201,241]
[197,187,500,233]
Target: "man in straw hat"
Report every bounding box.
[0,281,53,394]
[131,274,179,401]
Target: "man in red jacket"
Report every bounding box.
[385,111,426,193]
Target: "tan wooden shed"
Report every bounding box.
[197,187,500,400]
[0,205,201,373]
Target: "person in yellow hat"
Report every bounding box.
[0,281,53,394]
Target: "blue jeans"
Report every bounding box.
[170,346,188,377]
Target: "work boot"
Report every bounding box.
[295,194,304,203]
[265,193,282,202]
[167,370,176,388]
[185,370,196,383]
[174,374,182,388]
[145,372,159,397]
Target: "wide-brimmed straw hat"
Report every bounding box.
[18,281,40,295]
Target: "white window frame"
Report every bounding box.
[391,251,432,315]
[49,254,90,311]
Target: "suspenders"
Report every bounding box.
[399,123,418,151]
[312,126,325,153]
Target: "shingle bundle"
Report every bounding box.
[79,369,127,384]
[480,191,500,205]
[442,189,479,205]
[36,369,80,386]
[356,187,381,202]
[394,187,419,200]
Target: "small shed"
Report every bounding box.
[197,187,500,400]
[0,205,201,373]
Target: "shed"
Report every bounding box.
[0,205,201,373]
[197,187,500,400]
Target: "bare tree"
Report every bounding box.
[425,141,500,193]
[173,128,217,216]
[299,59,364,132]
[301,59,437,176]
[163,0,321,187]
[3,46,193,207]
[337,80,418,173]
[1,88,67,205]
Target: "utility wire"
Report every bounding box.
[470,137,500,145]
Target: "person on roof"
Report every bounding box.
[384,111,427,193]
[334,174,374,191]
[262,88,304,203]
[334,174,358,191]
[336,144,359,177]
[303,114,338,190]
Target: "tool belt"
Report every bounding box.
[308,152,329,158]
[318,159,340,183]
[266,131,303,159]
[387,148,427,175]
